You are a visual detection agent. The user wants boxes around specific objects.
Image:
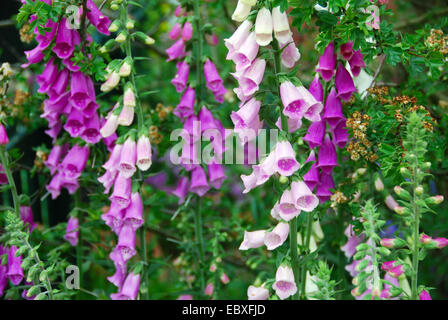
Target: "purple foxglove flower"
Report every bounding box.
[231,98,261,131]
[239,58,266,96]
[278,189,301,221]
[70,72,94,110]
[316,42,337,82]
[64,108,85,138]
[433,237,448,248]
[213,84,227,103]
[47,172,63,199]
[331,120,349,148]
[53,18,78,59]
[264,222,289,250]
[180,142,199,171]
[182,115,201,144]
[177,294,194,300]
[341,233,365,260]
[174,5,186,17]
[118,138,137,178]
[300,86,324,122]
[280,39,301,69]
[172,176,189,204]
[47,68,69,99]
[190,166,210,197]
[136,135,152,171]
[204,283,214,296]
[81,113,101,144]
[123,192,144,230]
[232,0,252,22]
[274,140,300,176]
[315,172,334,203]
[340,41,354,60]
[199,107,216,133]
[348,49,366,77]
[276,116,302,133]
[308,74,324,102]
[44,144,66,174]
[224,20,252,60]
[35,19,57,49]
[323,88,345,128]
[0,124,9,145]
[302,151,319,191]
[103,143,123,173]
[174,87,195,120]
[239,230,267,250]
[220,273,230,284]
[291,181,319,212]
[0,255,7,295]
[36,58,58,94]
[7,246,24,285]
[234,32,259,72]
[204,59,223,92]
[98,170,118,194]
[335,63,356,102]
[248,285,269,300]
[64,216,79,246]
[22,45,45,68]
[20,206,37,232]
[317,135,338,174]
[169,23,182,40]
[45,122,62,142]
[86,0,111,35]
[60,145,90,180]
[111,272,140,300]
[272,6,292,43]
[255,7,273,46]
[108,249,127,289]
[171,61,189,93]
[101,202,125,235]
[273,265,297,300]
[83,100,99,118]
[166,38,186,62]
[280,81,307,119]
[208,161,226,189]
[110,175,132,209]
[181,21,193,41]
[116,225,137,262]
[419,290,432,300]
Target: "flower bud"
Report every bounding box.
[101,71,120,92]
[0,123,9,145]
[426,195,444,205]
[115,31,127,43]
[126,19,136,30]
[394,186,411,201]
[255,7,273,46]
[109,20,121,33]
[119,58,132,77]
[279,176,288,184]
[415,186,424,195]
[135,32,155,45]
[123,84,136,108]
[100,39,116,53]
[374,177,384,192]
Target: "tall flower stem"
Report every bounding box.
[194,195,206,293]
[121,1,144,131]
[410,133,420,300]
[192,0,206,294]
[299,211,314,299]
[0,146,20,217]
[272,38,300,300]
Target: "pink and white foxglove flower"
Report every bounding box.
[274,140,300,176]
[239,230,267,250]
[255,7,273,46]
[291,181,319,212]
[278,189,301,221]
[247,285,269,300]
[273,265,297,300]
[264,222,289,250]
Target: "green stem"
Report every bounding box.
[194,195,206,293]
[140,226,149,300]
[122,1,144,131]
[299,211,313,299]
[410,137,420,300]
[289,217,300,300]
[0,146,20,217]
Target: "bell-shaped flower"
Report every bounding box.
[225,20,252,60]
[303,120,325,149]
[101,71,120,92]
[171,60,189,93]
[111,272,140,300]
[315,172,334,203]
[348,50,366,77]
[204,59,223,93]
[277,189,301,221]
[181,21,193,41]
[231,0,253,22]
[86,0,111,35]
[274,140,300,176]
[6,246,24,285]
[308,74,323,102]
[247,285,269,300]
[171,176,189,204]
[136,135,152,171]
[189,166,210,197]
[272,265,297,300]
[174,87,195,120]
[317,135,338,174]
[316,42,337,82]
[110,175,132,209]
[123,192,144,230]
[116,225,137,262]
[169,23,182,40]
[264,222,289,250]
[81,113,101,144]
[166,38,186,62]
[239,58,266,97]
[335,63,356,102]
[239,230,267,250]
[118,137,137,178]
[101,202,125,235]
[234,32,259,72]
[255,7,273,46]
[275,116,302,133]
[340,41,354,60]
[302,151,320,191]
[331,120,349,148]
[59,144,90,180]
[291,181,319,212]
[64,216,79,246]
[323,88,345,128]
[44,144,67,175]
[272,7,292,43]
[280,38,301,69]
[20,205,37,232]
[208,161,226,189]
